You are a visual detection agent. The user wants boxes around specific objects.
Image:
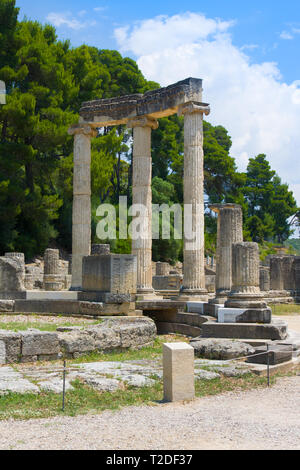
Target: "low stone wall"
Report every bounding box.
[0,317,156,364]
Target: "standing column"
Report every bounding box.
[68,125,97,290]
[209,204,243,304]
[127,116,158,299]
[178,101,210,301]
[225,242,267,309]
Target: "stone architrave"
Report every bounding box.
[68,124,97,290]
[209,204,243,304]
[178,101,210,301]
[225,242,267,309]
[127,116,158,299]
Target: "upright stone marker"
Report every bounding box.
[163,342,195,402]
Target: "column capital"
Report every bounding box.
[68,124,98,138]
[127,115,159,130]
[209,203,242,214]
[178,101,210,117]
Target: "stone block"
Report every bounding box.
[21,330,60,356]
[82,254,137,294]
[190,338,255,360]
[218,307,272,324]
[247,346,293,365]
[0,330,22,363]
[0,300,14,312]
[58,331,95,354]
[203,303,224,317]
[157,322,202,337]
[186,302,205,314]
[0,257,25,292]
[201,321,288,340]
[26,291,78,301]
[163,342,195,402]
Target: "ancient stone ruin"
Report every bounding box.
[0,77,299,367]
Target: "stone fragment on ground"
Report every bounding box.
[190,338,255,360]
[0,354,255,396]
[0,366,39,394]
[194,369,221,380]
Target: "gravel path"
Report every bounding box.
[0,375,299,450]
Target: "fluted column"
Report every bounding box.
[225,242,267,308]
[209,204,243,303]
[127,116,158,298]
[178,101,210,300]
[68,124,97,290]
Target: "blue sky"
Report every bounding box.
[16,1,300,84]
[15,1,300,207]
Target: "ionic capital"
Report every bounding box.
[68,124,98,138]
[127,116,159,130]
[178,101,210,117]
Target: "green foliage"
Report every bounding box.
[244,154,298,243]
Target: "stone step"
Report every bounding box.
[156,322,202,338]
[201,320,288,340]
[175,312,213,327]
[246,345,293,365]
[13,299,135,316]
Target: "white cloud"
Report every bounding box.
[280,30,293,40]
[115,12,300,205]
[115,12,234,56]
[46,12,96,30]
[94,7,107,13]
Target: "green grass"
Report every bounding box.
[271,304,300,316]
[1,333,298,422]
[0,369,295,421]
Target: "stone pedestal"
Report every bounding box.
[68,125,97,290]
[156,262,170,276]
[127,117,159,300]
[0,257,25,292]
[178,101,210,301]
[209,204,243,304]
[163,342,195,402]
[225,242,267,310]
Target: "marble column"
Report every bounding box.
[68,125,97,290]
[260,265,270,292]
[270,256,284,291]
[225,242,267,308]
[209,204,243,304]
[127,116,158,299]
[43,248,63,291]
[178,101,210,301]
[44,249,60,275]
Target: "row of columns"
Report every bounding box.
[69,102,210,298]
